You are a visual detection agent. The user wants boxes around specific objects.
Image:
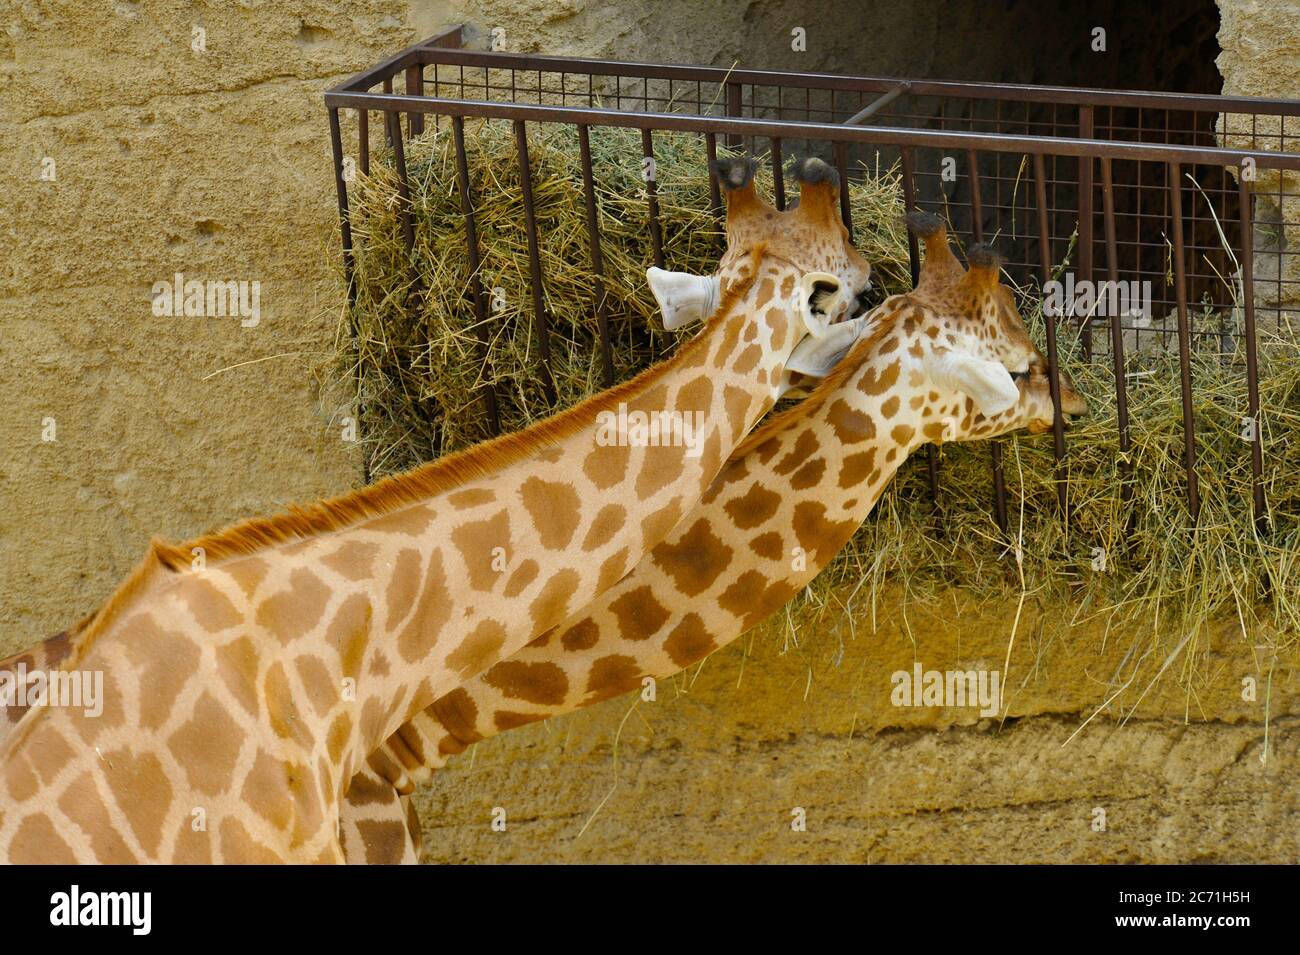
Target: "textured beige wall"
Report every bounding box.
[1217,0,1300,315]
[2,1,1296,863]
[0,2,430,652]
[414,586,1299,863]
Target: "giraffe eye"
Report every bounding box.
[1009,369,1029,382]
[852,287,875,317]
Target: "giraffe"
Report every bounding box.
[0,157,872,863]
[337,210,1089,862]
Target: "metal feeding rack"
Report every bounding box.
[326,25,1300,532]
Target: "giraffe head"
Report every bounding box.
[649,155,872,344]
[776,212,1087,445]
[890,211,1087,439]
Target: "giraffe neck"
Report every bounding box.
[358,297,935,799]
[0,255,820,863]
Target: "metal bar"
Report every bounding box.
[1237,175,1265,528]
[725,81,742,150]
[842,82,911,125]
[1167,161,1200,520]
[382,79,393,147]
[1033,152,1070,517]
[389,106,438,455]
[326,26,463,96]
[579,124,616,387]
[989,437,1008,533]
[899,146,938,504]
[967,149,984,241]
[341,46,1300,117]
[771,137,786,210]
[834,140,853,238]
[967,149,1008,533]
[1099,157,1132,517]
[405,64,425,137]
[642,128,665,269]
[358,109,370,176]
[705,132,724,254]
[900,147,921,286]
[452,116,502,434]
[1077,105,1094,358]
[424,24,465,49]
[322,93,1300,171]
[514,119,559,405]
[328,108,356,305]
[329,106,369,485]
[385,111,417,270]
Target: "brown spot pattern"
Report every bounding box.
[608,585,671,641]
[397,550,451,663]
[790,458,826,490]
[179,578,242,632]
[168,692,245,797]
[827,399,875,443]
[724,481,782,529]
[484,660,569,706]
[583,443,630,490]
[560,618,600,651]
[651,518,734,597]
[582,504,626,551]
[385,548,422,625]
[585,654,642,702]
[838,450,876,488]
[774,431,821,475]
[447,487,495,509]
[519,477,581,550]
[446,619,507,679]
[663,613,717,667]
[320,541,378,582]
[749,531,784,560]
[528,569,581,630]
[255,567,332,645]
[452,508,511,591]
[503,559,538,598]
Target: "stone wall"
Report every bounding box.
[413,585,1298,863]
[1218,0,1300,317]
[0,2,420,649]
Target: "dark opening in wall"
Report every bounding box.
[717,0,1223,96]
[748,0,1230,350]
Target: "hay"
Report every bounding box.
[331,119,1300,705]
[339,120,911,472]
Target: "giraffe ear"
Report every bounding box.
[646,268,721,330]
[779,315,866,396]
[796,272,850,339]
[925,349,1020,417]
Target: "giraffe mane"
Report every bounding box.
[51,246,769,673]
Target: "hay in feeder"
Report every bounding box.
[330,119,1299,707]
[336,119,911,473]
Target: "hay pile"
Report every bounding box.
[332,118,1300,701]
[338,119,911,471]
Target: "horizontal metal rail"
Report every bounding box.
[323,92,1300,171]
[329,33,1300,119]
